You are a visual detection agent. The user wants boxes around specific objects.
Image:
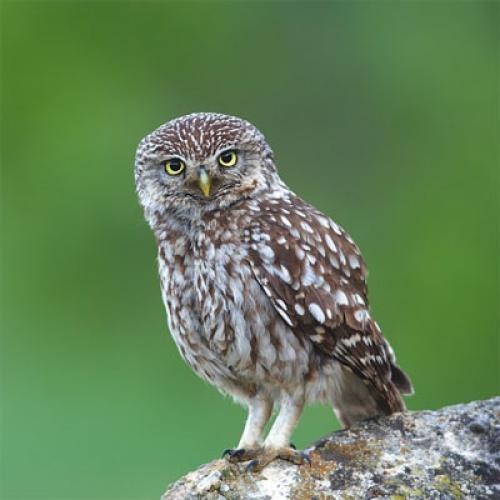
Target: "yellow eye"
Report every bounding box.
[218,150,238,168]
[164,158,185,176]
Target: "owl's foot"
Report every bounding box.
[224,447,309,473]
[222,447,261,463]
[246,447,310,472]
[223,446,310,472]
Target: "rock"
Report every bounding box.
[162,398,500,499]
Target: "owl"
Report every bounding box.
[135,113,413,471]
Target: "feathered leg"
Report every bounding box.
[226,389,309,472]
[238,396,273,448]
[223,395,272,462]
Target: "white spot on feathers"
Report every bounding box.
[276,307,294,327]
[259,245,275,261]
[330,221,342,235]
[324,234,337,253]
[349,254,361,269]
[335,290,349,306]
[300,221,314,233]
[308,303,326,323]
[329,255,340,269]
[280,215,292,227]
[294,304,305,316]
[302,262,317,286]
[341,333,361,348]
[295,247,306,260]
[278,264,292,284]
[276,299,288,311]
[353,293,365,305]
[354,309,370,324]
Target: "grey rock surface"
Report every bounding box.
[162,398,500,499]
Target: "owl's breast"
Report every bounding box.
[157,226,313,388]
[157,234,260,384]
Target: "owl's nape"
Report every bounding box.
[135,112,412,471]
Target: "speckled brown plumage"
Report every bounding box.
[135,112,413,470]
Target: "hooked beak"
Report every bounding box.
[197,167,211,197]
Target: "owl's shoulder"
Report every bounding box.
[240,190,368,290]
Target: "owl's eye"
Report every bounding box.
[218,150,238,168]
[164,158,185,176]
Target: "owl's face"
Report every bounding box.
[135,113,279,223]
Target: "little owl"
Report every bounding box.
[135,113,413,471]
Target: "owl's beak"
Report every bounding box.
[197,167,211,197]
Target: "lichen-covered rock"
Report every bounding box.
[162,398,500,499]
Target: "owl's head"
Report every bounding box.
[135,113,279,224]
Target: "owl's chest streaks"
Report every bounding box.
[157,209,314,389]
[157,216,257,379]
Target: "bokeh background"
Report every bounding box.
[1,1,498,499]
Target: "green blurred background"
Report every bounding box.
[1,1,498,499]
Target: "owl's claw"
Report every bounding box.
[244,447,311,473]
[222,447,261,463]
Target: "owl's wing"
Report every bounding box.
[244,195,409,408]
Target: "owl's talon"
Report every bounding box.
[245,459,260,473]
[244,447,308,473]
[223,447,261,463]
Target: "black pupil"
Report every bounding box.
[222,152,233,163]
[169,160,181,171]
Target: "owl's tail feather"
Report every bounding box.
[331,363,412,428]
[391,363,414,395]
